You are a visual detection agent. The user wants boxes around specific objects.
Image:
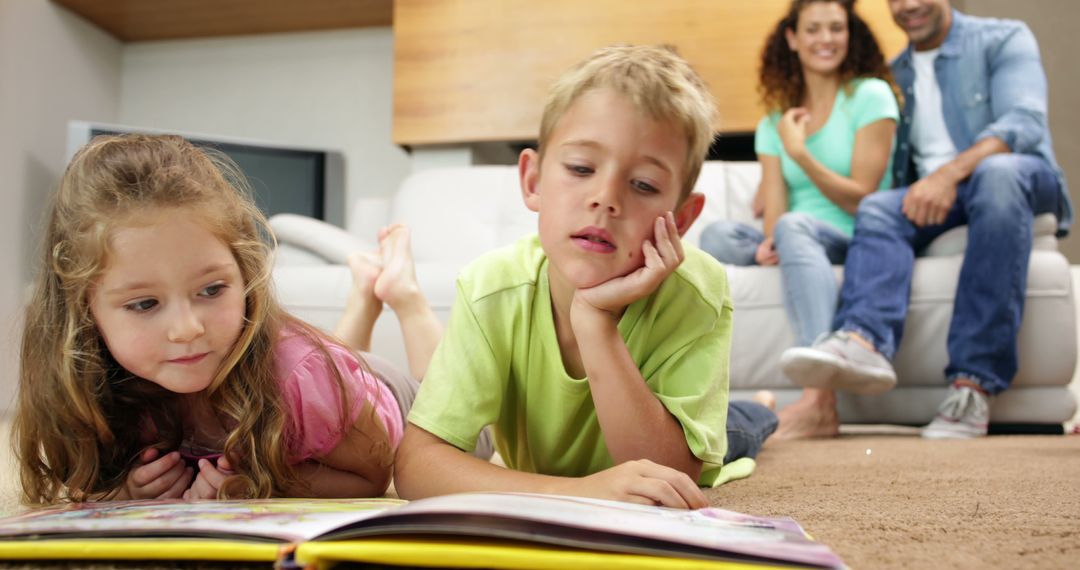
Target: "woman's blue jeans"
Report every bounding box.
[832,154,1062,395]
[701,212,850,347]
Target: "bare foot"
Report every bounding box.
[373,224,423,310]
[752,390,777,411]
[346,251,383,309]
[336,251,385,352]
[773,389,840,440]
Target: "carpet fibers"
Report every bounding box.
[0,430,1077,569]
[712,430,1080,569]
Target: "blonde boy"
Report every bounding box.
[396,46,758,509]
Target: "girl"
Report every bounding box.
[699,0,900,439]
[13,134,454,504]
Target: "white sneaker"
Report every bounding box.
[922,384,990,439]
[780,331,898,395]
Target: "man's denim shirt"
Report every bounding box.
[891,10,1072,236]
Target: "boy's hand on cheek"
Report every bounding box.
[572,213,683,326]
[124,448,194,500]
[559,459,707,510]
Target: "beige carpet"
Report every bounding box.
[0,420,1077,569]
[715,429,1080,569]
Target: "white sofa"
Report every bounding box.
[272,162,1078,427]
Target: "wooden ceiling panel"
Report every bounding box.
[52,0,393,42]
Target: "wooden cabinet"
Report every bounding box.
[392,0,907,145]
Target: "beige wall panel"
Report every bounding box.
[957,0,1080,262]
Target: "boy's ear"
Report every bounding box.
[519,148,541,213]
[674,192,705,237]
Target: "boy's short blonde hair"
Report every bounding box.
[537,45,718,200]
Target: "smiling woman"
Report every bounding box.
[698,0,901,440]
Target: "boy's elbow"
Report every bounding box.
[393,423,441,499]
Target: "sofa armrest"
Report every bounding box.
[269,214,376,265]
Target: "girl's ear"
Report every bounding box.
[785,27,798,52]
[674,192,705,237]
[519,148,542,213]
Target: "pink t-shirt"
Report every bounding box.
[276,328,404,463]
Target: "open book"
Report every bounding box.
[0,492,844,569]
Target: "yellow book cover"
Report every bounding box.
[0,493,844,569]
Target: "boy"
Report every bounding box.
[395,45,775,509]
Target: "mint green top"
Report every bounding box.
[756,77,899,236]
[408,235,734,486]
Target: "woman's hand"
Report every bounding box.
[122,448,194,500]
[778,107,811,161]
[754,237,779,266]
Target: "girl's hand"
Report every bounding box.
[183,456,235,501]
[778,107,811,161]
[559,459,707,510]
[124,448,194,500]
[754,237,779,266]
[573,213,684,319]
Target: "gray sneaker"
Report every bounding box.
[779,331,898,395]
[922,384,989,439]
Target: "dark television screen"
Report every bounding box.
[90,129,326,221]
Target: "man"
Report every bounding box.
[778,0,1071,439]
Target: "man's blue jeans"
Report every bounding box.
[833,154,1062,395]
[701,213,850,347]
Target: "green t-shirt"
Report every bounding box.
[408,235,733,486]
[756,77,900,236]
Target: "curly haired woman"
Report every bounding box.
[700,0,900,439]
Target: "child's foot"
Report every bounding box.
[335,251,385,352]
[347,251,383,309]
[773,390,840,440]
[374,224,424,311]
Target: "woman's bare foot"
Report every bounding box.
[752,390,777,411]
[373,224,424,311]
[773,388,840,440]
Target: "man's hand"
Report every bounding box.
[778,107,811,161]
[754,236,779,266]
[122,448,194,500]
[557,459,708,509]
[573,213,684,318]
[183,456,235,501]
[902,168,960,226]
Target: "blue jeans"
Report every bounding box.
[724,400,777,463]
[833,154,1062,395]
[701,213,850,346]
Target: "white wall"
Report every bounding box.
[118,27,410,236]
[0,0,121,411]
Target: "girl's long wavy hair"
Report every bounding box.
[759,0,900,112]
[14,134,352,504]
